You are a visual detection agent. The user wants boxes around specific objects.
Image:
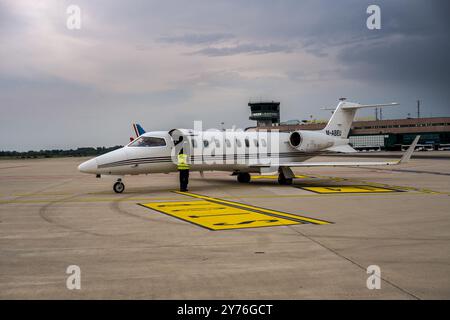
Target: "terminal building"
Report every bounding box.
[247,101,450,150]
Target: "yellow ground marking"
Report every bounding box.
[314,174,445,195]
[300,185,400,194]
[174,191,331,225]
[252,175,309,179]
[140,200,300,230]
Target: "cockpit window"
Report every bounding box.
[129,136,166,147]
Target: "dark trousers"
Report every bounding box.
[179,169,189,191]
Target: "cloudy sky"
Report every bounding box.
[1,0,449,151]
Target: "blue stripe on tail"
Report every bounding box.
[136,124,146,135]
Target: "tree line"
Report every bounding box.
[0,146,123,159]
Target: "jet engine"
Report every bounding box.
[288,130,335,152]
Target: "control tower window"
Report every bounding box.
[129,136,166,147]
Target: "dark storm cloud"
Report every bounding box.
[333,0,450,87]
[338,34,450,86]
[1,0,449,151]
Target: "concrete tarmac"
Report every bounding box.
[1,156,449,299]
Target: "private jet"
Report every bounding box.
[78,99,420,193]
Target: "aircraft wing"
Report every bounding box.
[260,160,399,168]
[252,136,420,169]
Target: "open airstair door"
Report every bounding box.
[169,128,197,153]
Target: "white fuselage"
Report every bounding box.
[77,129,334,176]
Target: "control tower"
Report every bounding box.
[248,101,280,127]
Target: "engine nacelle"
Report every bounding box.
[289,130,335,152]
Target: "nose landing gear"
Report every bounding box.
[113,179,125,193]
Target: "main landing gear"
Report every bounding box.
[277,172,293,185]
[237,172,251,183]
[235,170,293,185]
[237,170,293,186]
[113,178,125,193]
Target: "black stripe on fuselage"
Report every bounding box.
[97,152,322,169]
[98,151,313,167]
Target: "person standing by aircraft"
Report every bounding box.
[177,149,190,192]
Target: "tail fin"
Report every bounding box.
[132,123,146,137]
[322,99,399,138]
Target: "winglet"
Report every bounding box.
[399,135,420,164]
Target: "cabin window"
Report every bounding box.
[214,139,220,148]
[225,139,231,148]
[203,140,209,148]
[191,139,197,148]
[261,139,267,147]
[245,138,250,148]
[236,139,242,148]
[129,136,166,147]
[253,139,259,147]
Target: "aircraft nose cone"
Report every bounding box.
[78,158,98,173]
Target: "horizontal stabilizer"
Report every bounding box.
[341,102,399,109]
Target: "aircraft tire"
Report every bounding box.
[113,181,125,193]
[237,172,251,183]
[278,174,293,185]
